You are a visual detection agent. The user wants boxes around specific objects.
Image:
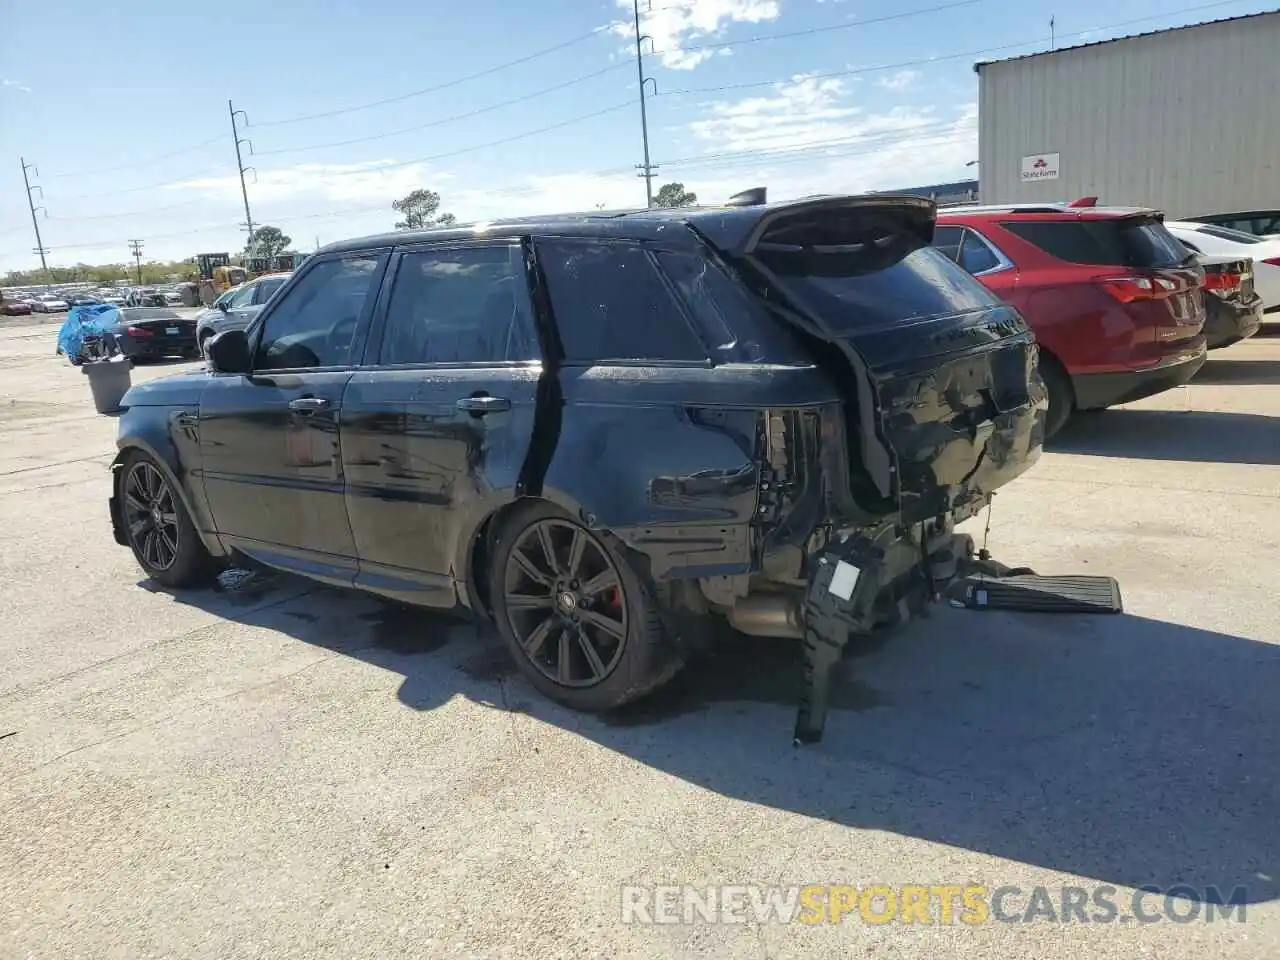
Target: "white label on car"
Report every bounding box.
[1020,152,1060,182]
[828,560,860,601]
[166,327,179,335]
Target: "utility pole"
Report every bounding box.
[229,99,256,251]
[632,0,657,207]
[20,157,52,286]
[128,240,144,284]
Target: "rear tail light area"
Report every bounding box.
[1262,257,1280,267]
[126,326,154,337]
[1202,271,1243,295]
[1094,274,1187,303]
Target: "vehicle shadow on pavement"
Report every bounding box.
[1051,408,1280,464]
[1193,358,1280,385]
[157,570,1280,906]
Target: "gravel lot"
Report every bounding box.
[2,318,1278,959]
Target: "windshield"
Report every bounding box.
[1193,224,1263,245]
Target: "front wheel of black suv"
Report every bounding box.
[119,451,219,588]
[488,501,683,711]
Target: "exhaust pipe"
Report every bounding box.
[728,594,804,639]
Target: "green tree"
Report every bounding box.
[247,225,292,260]
[392,189,457,230]
[653,182,697,208]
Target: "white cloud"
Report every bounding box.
[611,0,781,70]
[166,161,450,204]
[2,77,32,93]
[876,69,920,92]
[688,74,937,156]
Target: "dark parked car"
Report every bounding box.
[108,306,199,360]
[1196,255,1262,348]
[107,195,1046,725]
[2,297,32,316]
[935,203,1207,438]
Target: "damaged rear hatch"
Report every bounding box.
[692,195,1047,523]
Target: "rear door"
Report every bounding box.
[198,252,387,583]
[710,196,1044,522]
[341,241,543,606]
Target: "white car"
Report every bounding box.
[31,295,69,313]
[1165,220,1280,314]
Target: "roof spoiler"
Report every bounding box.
[1066,196,1098,208]
[726,187,767,207]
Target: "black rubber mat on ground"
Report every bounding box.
[956,575,1123,614]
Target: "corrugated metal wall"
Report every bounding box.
[977,12,1280,217]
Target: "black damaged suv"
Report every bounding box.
[110,193,1046,727]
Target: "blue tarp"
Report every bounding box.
[56,304,120,364]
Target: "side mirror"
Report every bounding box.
[207,329,251,374]
[217,299,229,312]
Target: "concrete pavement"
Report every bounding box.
[1,320,1278,959]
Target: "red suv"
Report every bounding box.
[934,203,1207,437]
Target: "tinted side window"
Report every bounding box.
[537,240,707,362]
[255,256,381,371]
[932,225,963,262]
[656,251,813,364]
[959,231,1000,274]
[380,245,538,365]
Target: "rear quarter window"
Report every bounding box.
[1002,217,1190,268]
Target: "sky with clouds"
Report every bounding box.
[0,0,1268,270]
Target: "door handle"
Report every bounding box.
[456,396,511,414]
[289,396,330,414]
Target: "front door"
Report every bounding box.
[198,252,388,584]
[341,241,542,605]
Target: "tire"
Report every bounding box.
[488,500,682,711]
[118,450,219,588]
[1038,353,1074,440]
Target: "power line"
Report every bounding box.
[250,26,614,127]
[253,99,635,182]
[659,0,1256,97]
[48,197,212,222]
[128,240,144,284]
[632,0,658,207]
[39,135,227,180]
[651,0,981,57]
[256,62,632,157]
[19,157,51,283]
[229,100,256,245]
[47,164,233,201]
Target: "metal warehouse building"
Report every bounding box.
[975,10,1280,218]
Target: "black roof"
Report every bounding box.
[318,193,934,257]
[975,10,1278,70]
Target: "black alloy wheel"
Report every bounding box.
[123,459,181,573]
[502,518,629,688]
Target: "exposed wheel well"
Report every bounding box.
[465,498,541,620]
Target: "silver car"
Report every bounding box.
[195,272,292,354]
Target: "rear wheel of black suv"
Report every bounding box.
[488,501,682,711]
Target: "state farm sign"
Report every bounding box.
[1020,152,1060,182]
